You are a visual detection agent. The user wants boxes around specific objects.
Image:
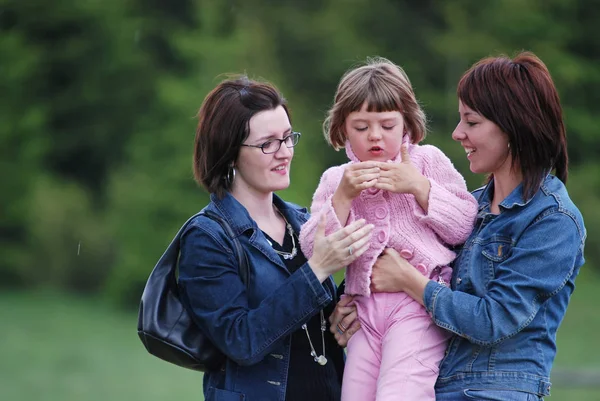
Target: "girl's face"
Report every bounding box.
[452,100,513,176]
[234,105,294,196]
[344,102,405,162]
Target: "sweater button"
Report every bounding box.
[416,263,427,275]
[400,249,413,259]
[367,187,379,195]
[375,207,387,219]
[377,230,387,243]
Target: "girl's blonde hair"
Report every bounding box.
[323,57,427,150]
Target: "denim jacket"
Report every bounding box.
[178,192,342,401]
[423,175,586,397]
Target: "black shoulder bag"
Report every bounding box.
[137,210,249,371]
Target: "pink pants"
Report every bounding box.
[341,292,451,401]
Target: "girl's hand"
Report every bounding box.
[374,145,429,194]
[334,162,381,203]
[329,295,360,347]
[308,214,374,282]
[374,145,431,211]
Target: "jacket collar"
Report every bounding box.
[208,192,308,238]
[476,177,537,213]
[344,133,411,163]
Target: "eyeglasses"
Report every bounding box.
[241,132,301,154]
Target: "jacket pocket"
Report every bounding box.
[480,238,512,286]
[481,238,512,262]
[205,386,246,401]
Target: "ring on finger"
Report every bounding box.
[348,246,353,256]
[338,322,348,331]
[337,327,344,335]
[337,323,346,334]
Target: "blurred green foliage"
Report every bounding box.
[1,0,599,307]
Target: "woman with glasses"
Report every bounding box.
[178,76,373,401]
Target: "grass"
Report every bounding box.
[0,291,203,401]
[1,267,599,401]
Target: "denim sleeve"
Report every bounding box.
[424,210,584,346]
[178,224,332,366]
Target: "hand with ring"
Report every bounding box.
[336,321,348,335]
[307,214,373,283]
[329,294,360,347]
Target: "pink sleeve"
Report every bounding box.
[299,167,355,260]
[413,145,478,245]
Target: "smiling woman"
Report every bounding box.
[360,52,587,401]
[177,76,374,401]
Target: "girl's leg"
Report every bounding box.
[376,296,450,401]
[341,294,386,401]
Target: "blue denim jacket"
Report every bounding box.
[178,192,342,401]
[423,175,586,397]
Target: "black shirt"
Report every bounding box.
[262,226,343,401]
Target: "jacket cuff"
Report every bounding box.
[299,263,333,305]
[413,179,442,220]
[424,280,445,318]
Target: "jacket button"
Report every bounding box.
[375,207,387,219]
[400,249,413,259]
[456,277,462,284]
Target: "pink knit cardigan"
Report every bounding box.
[299,136,478,296]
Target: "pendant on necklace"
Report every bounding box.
[281,247,297,260]
[304,310,328,366]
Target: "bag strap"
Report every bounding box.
[158,209,249,289]
[200,210,250,288]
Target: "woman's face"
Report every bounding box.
[452,100,513,176]
[344,102,405,162]
[234,105,294,196]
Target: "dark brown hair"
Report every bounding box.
[457,51,567,199]
[323,57,427,150]
[193,76,289,197]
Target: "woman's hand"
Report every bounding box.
[374,145,430,211]
[371,248,429,306]
[329,295,360,347]
[308,214,374,282]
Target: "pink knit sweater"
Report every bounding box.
[299,136,478,296]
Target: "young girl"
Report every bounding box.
[299,57,478,400]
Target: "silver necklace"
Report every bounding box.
[302,310,328,366]
[265,209,297,260]
[267,207,325,365]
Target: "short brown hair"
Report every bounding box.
[457,51,568,199]
[323,57,427,150]
[193,76,289,197]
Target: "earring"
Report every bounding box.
[225,165,236,185]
